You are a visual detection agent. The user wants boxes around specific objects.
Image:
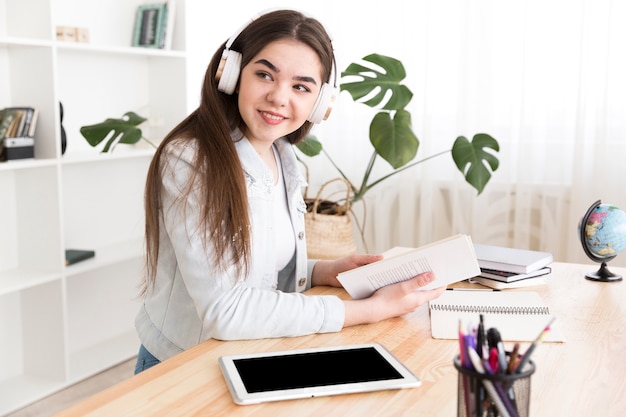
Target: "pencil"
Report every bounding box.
[506,343,520,375]
[515,317,556,373]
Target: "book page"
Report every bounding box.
[337,234,480,299]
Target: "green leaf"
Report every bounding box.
[296,135,323,157]
[79,111,147,152]
[451,133,500,195]
[370,109,419,169]
[340,54,413,110]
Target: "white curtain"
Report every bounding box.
[188,0,626,266]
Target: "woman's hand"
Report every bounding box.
[310,253,384,287]
[343,272,446,327]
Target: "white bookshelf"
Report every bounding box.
[0,0,188,414]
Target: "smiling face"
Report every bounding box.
[237,39,324,152]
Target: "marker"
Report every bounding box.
[487,327,508,374]
[515,317,556,373]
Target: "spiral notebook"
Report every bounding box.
[429,290,566,342]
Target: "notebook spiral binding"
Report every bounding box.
[430,304,550,315]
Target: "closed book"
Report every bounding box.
[478,266,552,283]
[473,243,553,274]
[468,275,549,290]
[65,249,95,265]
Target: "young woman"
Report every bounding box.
[134,9,445,374]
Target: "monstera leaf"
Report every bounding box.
[341,53,413,110]
[452,134,500,195]
[369,109,419,169]
[80,112,148,153]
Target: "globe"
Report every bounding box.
[578,200,626,282]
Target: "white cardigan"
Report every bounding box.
[135,135,344,361]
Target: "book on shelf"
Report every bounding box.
[65,249,96,266]
[160,0,176,49]
[478,266,552,283]
[132,2,175,49]
[429,290,566,342]
[0,107,39,139]
[468,275,549,290]
[337,234,480,300]
[473,243,553,274]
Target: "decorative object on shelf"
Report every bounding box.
[65,249,96,266]
[578,199,626,282]
[60,101,67,154]
[56,26,90,43]
[296,53,500,256]
[132,1,176,49]
[79,111,157,152]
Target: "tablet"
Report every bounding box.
[218,343,421,405]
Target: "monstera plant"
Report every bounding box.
[79,111,156,152]
[297,53,500,207]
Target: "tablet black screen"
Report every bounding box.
[233,346,404,393]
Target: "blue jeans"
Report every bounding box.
[134,345,161,374]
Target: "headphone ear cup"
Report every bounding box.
[216,49,242,94]
[307,83,337,124]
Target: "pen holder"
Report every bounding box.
[454,354,535,417]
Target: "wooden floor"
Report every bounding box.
[6,358,136,417]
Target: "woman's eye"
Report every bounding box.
[256,71,272,81]
[294,84,311,93]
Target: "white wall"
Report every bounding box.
[184,1,626,268]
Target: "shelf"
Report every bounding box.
[65,259,143,380]
[64,238,144,277]
[60,148,155,166]
[0,37,53,47]
[0,0,188,412]
[0,374,66,416]
[0,268,61,295]
[55,40,187,58]
[0,157,58,171]
[68,330,139,382]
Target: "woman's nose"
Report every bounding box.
[266,83,289,106]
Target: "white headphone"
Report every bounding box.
[214,12,337,124]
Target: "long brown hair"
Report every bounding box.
[141,10,335,295]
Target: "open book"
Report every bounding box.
[337,234,480,300]
[429,290,566,342]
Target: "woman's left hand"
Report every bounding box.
[311,253,384,287]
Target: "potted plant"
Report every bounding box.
[296,53,500,258]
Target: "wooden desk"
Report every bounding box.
[54,262,626,417]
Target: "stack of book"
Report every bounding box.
[0,107,39,161]
[470,243,553,290]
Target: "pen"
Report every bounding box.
[467,348,513,417]
[477,314,485,359]
[515,317,555,373]
[483,360,519,417]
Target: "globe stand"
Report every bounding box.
[585,261,622,282]
[579,199,624,283]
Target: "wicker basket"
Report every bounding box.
[304,178,357,260]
